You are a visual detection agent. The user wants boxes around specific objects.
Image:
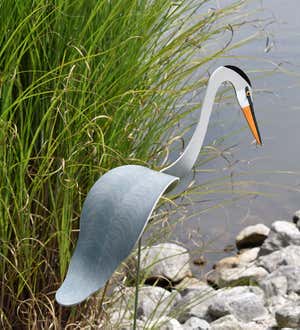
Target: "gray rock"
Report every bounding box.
[213,256,240,271]
[242,313,277,329]
[266,295,291,315]
[147,316,183,330]
[111,286,135,311]
[236,224,270,249]
[264,266,300,294]
[217,265,268,287]
[267,293,300,317]
[137,286,180,319]
[118,319,145,330]
[117,317,183,330]
[183,317,210,330]
[239,322,270,330]
[109,308,133,326]
[206,270,220,288]
[140,243,192,282]
[176,278,214,297]
[210,315,242,330]
[214,248,260,272]
[276,305,300,328]
[292,210,300,229]
[287,291,300,302]
[259,274,288,298]
[238,247,260,264]
[161,318,183,330]
[112,286,179,320]
[257,245,300,273]
[171,286,217,323]
[259,221,300,256]
[208,286,267,323]
[272,221,300,236]
[210,248,262,287]
[240,313,278,330]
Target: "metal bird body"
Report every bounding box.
[55,165,178,305]
[162,66,262,177]
[55,66,262,306]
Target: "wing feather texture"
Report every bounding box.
[55,165,178,306]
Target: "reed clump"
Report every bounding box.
[0,0,253,327]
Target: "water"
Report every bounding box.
[169,0,300,274]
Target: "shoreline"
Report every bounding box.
[104,210,300,329]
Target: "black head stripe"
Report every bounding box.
[224,65,252,87]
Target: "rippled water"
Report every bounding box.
[170,0,300,273]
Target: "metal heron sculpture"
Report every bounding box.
[55,65,262,307]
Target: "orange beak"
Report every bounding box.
[242,105,262,145]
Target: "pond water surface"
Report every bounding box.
[168,0,300,274]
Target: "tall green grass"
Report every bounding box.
[0,0,253,328]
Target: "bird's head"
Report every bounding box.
[223,65,262,146]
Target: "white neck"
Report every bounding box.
[161,67,233,178]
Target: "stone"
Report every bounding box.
[213,256,240,271]
[266,295,291,315]
[266,293,300,318]
[193,256,207,267]
[213,247,259,271]
[259,274,288,298]
[272,221,299,236]
[263,266,300,294]
[137,286,180,319]
[240,313,278,330]
[257,245,300,273]
[238,322,269,330]
[276,305,300,328]
[259,221,300,256]
[287,291,300,302]
[242,314,277,329]
[183,317,210,329]
[147,316,183,330]
[210,248,261,287]
[112,286,179,320]
[207,265,268,295]
[236,224,270,249]
[171,286,217,323]
[217,265,268,287]
[140,243,192,282]
[292,209,300,226]
[111,285,135,310]
[161,318,183,330]
[207,286,267,323]
[175,278,214,297]
[108,308,133,327]
[210,315,242,330]
[238,247,260,264]
[206,270,220,289]
[118,319,145,330]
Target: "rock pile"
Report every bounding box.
[107,214,300,329]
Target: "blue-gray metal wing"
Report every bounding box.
[55,165,178,306]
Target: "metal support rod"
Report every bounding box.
[133,238,142,330]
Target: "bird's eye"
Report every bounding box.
[246,90,251,97]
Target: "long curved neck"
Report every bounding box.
[161,68,225,178]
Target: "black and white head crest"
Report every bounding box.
[224,65,252,87]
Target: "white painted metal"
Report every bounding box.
[162,66,253,177]
[55,66,257,306]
